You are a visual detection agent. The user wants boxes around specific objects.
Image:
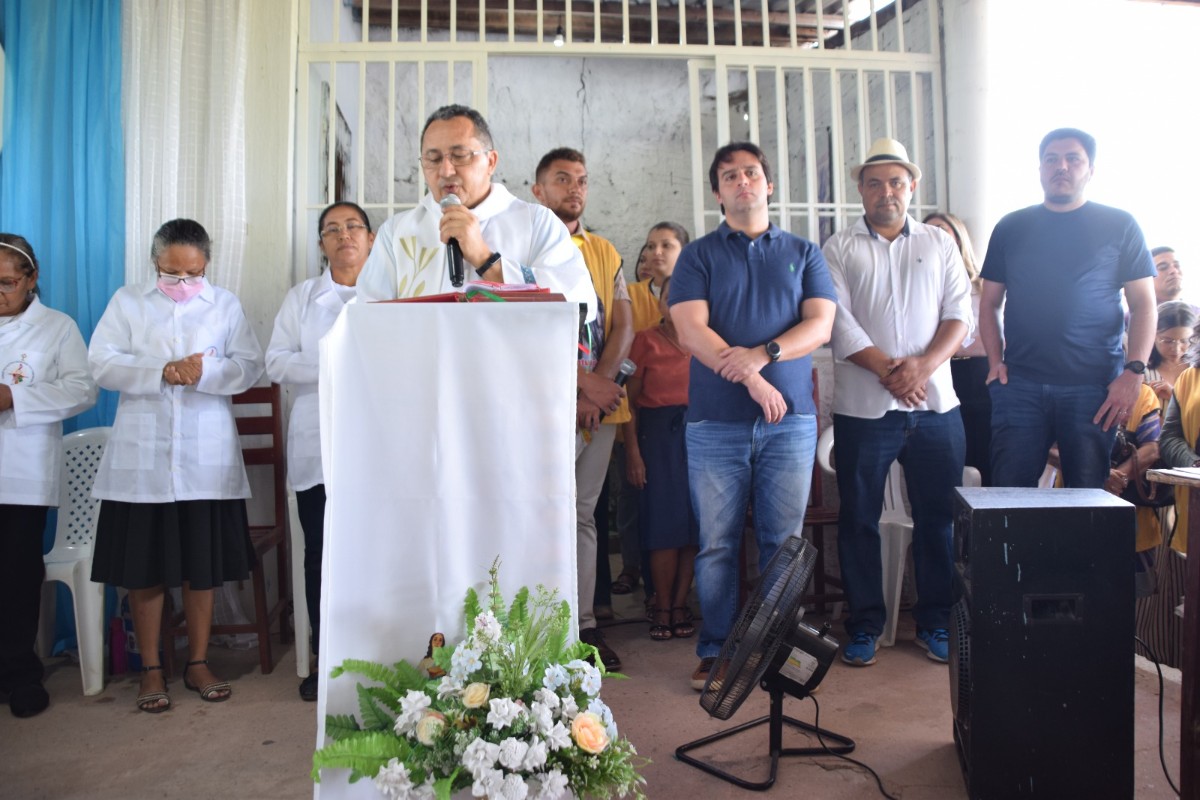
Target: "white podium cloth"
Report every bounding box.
[313,301,579,799]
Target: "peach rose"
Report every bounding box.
[571,711,610,754]
[415,710,446,746]
[462,682,491,709]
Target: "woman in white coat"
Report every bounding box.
[266,201,373,702]
[88,219,264,713]
[0,234,97,718]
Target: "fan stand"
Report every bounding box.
[675,684,855,791]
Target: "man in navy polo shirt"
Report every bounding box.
[669,142,837,690]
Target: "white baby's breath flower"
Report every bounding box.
[535,769,570,799]
[462,738,501,778]
[373,757,414,798]
[486,697,524,729]
[529,701,554,734]
[498,773,530,800]
[532,688,560,710]
[544,721,572,751]
[522,737,548,771]
[542,664,568,691]
[394,690,432,736]
[472,768,505,798]
[497,737,531,770]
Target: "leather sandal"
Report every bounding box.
[649,608,673,641]
[183,659,231,703]
[612,572,639,595]
[136,665,171,714]
[671,607,696,639]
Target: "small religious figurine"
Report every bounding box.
[417,632,446,679]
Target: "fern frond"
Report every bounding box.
[357,683,398,731]
[312,731,409,782]
[463,587,482,628]
[323,713,363,740]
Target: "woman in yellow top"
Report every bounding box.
[1104,383,1165,569]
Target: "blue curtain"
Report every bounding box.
[1,0,125,655]
[0,0,124,429]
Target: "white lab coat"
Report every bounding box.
[88,281,264,503]
[0,296,98,506]
[265,271,353,491]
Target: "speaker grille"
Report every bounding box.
[949,596,971,731]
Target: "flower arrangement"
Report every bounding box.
[312,561,648,799]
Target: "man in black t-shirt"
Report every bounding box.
[978,128,1156,488]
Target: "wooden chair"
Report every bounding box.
[802,369,845,614]
[162,384,293,676]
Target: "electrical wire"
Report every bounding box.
[807,692,900,800]
[1133,635,1181,797]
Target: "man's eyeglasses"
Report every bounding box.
[320,222,369,239]
[157,272,205,286]
[418,149,491,168]
[1156,335,1198,347]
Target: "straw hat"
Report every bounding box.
[850,138,922,182]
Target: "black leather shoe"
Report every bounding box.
[10,683,49,718]
[579,627,621,672]
[299,673,318,702]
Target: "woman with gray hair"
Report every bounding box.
[88,219,263,713]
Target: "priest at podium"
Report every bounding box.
[356,104,596,323]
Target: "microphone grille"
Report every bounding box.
[440,194,463,208]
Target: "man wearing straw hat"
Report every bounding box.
[823,138,973,668]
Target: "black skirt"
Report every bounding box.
[90,499,256,590]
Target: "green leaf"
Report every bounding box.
[323,713,362,740]
[463,587,482,629]
[311,731,408,782]
[357,683,397,731]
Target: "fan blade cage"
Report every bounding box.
[700,536,817,721]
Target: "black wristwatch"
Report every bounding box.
[476,252,501,278]
[765,341,782,362]
[1123,360,1146,375]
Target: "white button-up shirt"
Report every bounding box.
[356,183,598,322]
[265,271,354,491]
[0,297,98,506]
[824,216,974,419]
[88,281,264,502]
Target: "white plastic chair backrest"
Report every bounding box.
[816,426,835,476]
[46,427,111,562]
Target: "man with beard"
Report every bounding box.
[532,147,632,671]
[1152,247,1185,306]
[979,128,1156,488]
[822,138,972,666]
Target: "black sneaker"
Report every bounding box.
[298,673,318,702]
[579,627,621,671]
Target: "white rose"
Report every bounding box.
[462,682,491,709]
[415,711,446,746]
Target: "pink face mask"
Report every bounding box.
[157,277,205,304]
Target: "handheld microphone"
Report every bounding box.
[599,359,637,421]
[614,358,636,388]
[439,194,465,288]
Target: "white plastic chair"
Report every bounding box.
[815,426,982,647]
[41,427,110,696]
[288,488,311,678]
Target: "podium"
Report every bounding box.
[312,301,580,799]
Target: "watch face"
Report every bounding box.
[1126,361,1146,374]
[766,341,781,361]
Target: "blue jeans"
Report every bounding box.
[989,374,1114,488]
[834,410,965,636]
[687,414,816,659]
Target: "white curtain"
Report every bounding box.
[123,0,249,293]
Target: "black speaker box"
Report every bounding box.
[949,487,1135,800]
